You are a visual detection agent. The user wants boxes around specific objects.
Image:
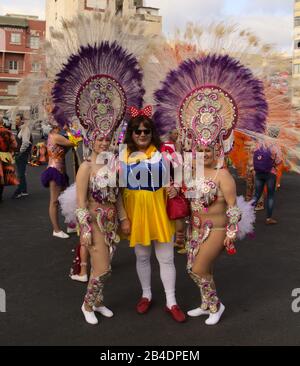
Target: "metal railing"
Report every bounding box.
[0,67,24,75]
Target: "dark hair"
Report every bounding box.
[124,116,162,153]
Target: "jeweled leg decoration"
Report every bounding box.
[186,215,213,270]
[94,270,112,307]
[76,208,92,247]
[187,213,219,314]
[188,269,221,316]
[84,277,102,308]
[188,269,220,313]
[199,277,220,313]
[84,270,111,308]
[96,206,120,256]
[188,270,209,311]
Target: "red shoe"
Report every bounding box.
[136,297,152,314]
[165,305,186,323]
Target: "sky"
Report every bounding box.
[0,0,295,53]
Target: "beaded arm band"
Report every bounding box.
[225,205,242,255]
[75,208,92,246]
[226,205,242,238]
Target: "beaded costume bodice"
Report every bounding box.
[47,134,66,173]
[89,161,118,205]
[188,178,219,212]
[185,172,227,269]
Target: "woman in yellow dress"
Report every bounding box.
[119,107,186,323]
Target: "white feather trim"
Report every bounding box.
[58,183,77,225]
[237,196,256,240]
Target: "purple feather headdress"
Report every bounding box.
[153,54,268,154]
[52,41,145,143]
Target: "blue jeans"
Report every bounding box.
[14,151,30,194]
[253,172,276,218]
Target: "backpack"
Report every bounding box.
[253,146,274,173]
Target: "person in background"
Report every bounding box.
[12,115,32,199]
[245,140,264,211]
[161,129,179,154]
[41,125,76,238]
[3,115,12,130]
[161,129,186,254]
[0,114,18,201]
[252,140,282,225]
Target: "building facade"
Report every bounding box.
[0,14,45,114]
[46,0,162,39]
[293,0,300,107]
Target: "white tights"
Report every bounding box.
[134,241,177,308]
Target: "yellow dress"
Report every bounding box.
[121,145,175,247]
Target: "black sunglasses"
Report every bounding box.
[134,128,152,136]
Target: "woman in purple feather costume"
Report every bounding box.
[154,54,264,325]
[41,125,75,238]
[51,38,146,324]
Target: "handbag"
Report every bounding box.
[167,192,190,220]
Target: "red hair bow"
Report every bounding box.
[129,105,152,118]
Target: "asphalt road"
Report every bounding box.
[1,152,300,346]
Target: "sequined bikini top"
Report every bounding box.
[89,163,118,204]
[189,177,219,212]
[47,134,66,161]
[47,134,66,173]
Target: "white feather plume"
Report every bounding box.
[58,183,77,225]
[45,10,160,80]
[237,195,256,240]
